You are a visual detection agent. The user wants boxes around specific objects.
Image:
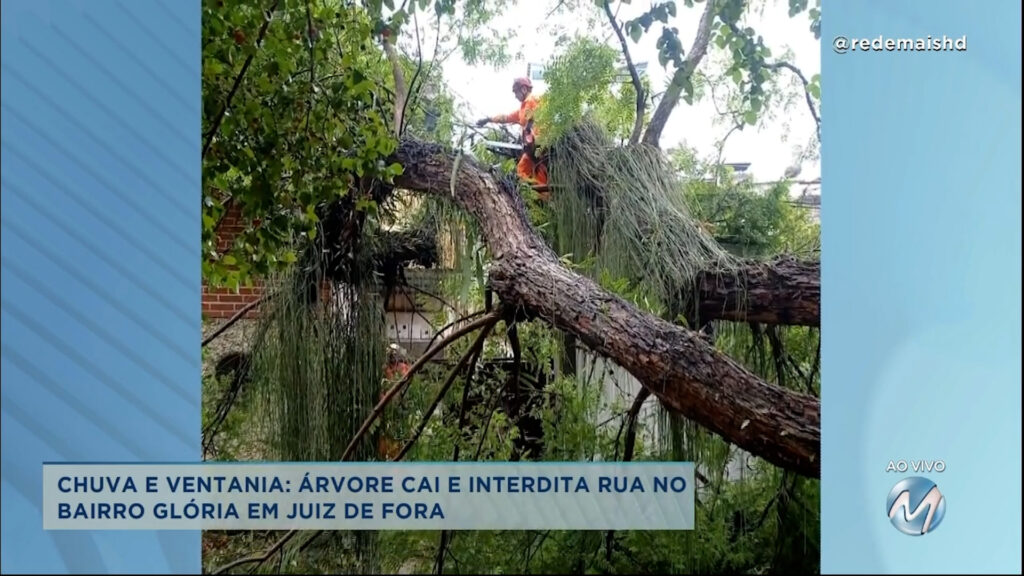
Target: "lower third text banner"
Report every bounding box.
[43,462,695,531]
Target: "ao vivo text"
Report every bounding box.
[886,459,946,473]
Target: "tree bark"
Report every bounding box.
[695,257,820,327]
[641,0,717,147]
[764,60,821,141]
[393,142,820,478]
[602,0,646,145]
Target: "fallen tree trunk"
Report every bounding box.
[393,142,821,478]
[694,257,820,327]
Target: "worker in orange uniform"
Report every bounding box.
[378,344,409,461]
[477,76,549,189]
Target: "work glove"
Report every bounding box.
[475,117,490,127]
[523,131,536,158]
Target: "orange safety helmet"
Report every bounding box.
[512,76,533,91]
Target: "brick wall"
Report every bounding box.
[202,284,265,319]
[202,203,263,319]
[203,203,336,320]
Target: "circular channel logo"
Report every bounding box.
[886,476,945,536]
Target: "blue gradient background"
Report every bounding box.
[0,1,1020,575]
[1,1,201,574]
[822,2,1022,575]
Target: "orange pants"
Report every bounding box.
[378,436,401,460]
[517,153,548,187]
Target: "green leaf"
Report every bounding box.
[304,203,319,222]
[629,23,642,43]
[205,59,224,76]
[807,82,820,99]
[744,110,758,125]
[356,198,378,214]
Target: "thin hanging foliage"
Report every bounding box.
[546,120,748,321]
[245,226,388,574]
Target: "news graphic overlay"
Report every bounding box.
[44,463,695,531]
[886,476,946,536]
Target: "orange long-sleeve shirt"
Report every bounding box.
[490,95,542,141]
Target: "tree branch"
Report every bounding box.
[764,60,821,140]
[201,295,266,348]
[714,120,745,177]
[472,377,508,461]
[340,310,502,461]
[395,314,499,460]
[383,34,408,136]
[622,388,651,461]
[602,0,646,145]
[203,0,280,159]
[641,0,717,147]
[453,326,492,462]
[404,11,444,139]
[431,315,497,576]
[606,386,651,563]
[398,9,425,138]
[694,256,819,327]
[393,140,820,477]
[422,310,487,354]
[398,282,459,315]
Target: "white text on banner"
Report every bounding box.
[43,463,695,531]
